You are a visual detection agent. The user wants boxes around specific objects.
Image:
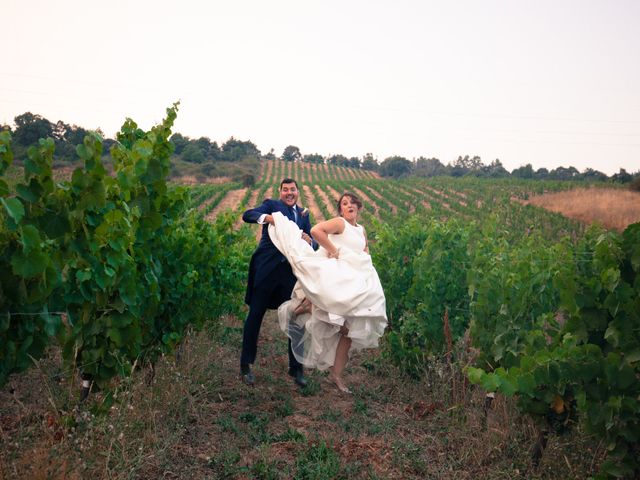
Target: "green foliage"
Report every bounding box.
[468,223,640,478]
[0,105,251,388]
[282,145,301,162]
[0,136,64,384]
[295,441,341,480]
[378,156,413,178]
[375,217,472,374]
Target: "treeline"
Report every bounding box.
[0,112,262,165]
[378,155,640,185]
[1,112,116,163]
[169,133,260,164]
[3,112,638,186]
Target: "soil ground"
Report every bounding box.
[0,312,602,479]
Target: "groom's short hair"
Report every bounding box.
[280,178,298,189]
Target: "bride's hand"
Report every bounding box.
[301,232,312,245]
[327,248,340,259]
[294,297,312,315]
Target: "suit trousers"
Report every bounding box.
[240,261,303,372]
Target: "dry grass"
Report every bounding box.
[0,314,603,479]
[525,188,640,232]
[173,175,233,185]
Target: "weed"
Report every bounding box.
[295,440,341,480]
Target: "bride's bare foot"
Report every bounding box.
[327,372,352,394]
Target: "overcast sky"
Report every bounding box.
[3,0,639,175]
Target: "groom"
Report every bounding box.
[240,178,314,387]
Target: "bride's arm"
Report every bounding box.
[362,226,369,254]
[310,217,345,257]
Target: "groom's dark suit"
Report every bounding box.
[241,199,313,374]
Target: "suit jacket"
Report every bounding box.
[243,199,313,306]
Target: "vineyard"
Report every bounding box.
[1,111,640,479]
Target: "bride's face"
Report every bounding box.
[339,196,359,221]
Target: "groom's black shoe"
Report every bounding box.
[288,368,307,388]
[241,364,255,386]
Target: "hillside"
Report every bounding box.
[2,127,638,479]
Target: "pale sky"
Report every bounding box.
[3,0,640,175]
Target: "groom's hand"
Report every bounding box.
[301,232,312,245]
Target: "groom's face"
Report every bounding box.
[280,182,299,207]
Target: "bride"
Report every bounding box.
[268,192,387,393]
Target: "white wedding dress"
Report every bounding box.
[269,212,387,370]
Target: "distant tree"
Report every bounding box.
[581,168,608,182]
[534,167,549,179]
[303,153,324,164]
[348,157,361,169]
[0,123,11,133]
[209,140,221,160]
[282,145,302,162]
[103,138,117,154]
[182,143,205,163]
[52,120,68,143]
[611,168,633,183]
[240,173,255,187]
[449,155,483,176]
[361,153,378,171]
[327,154,348,166]
[221,137,260,161]
[13,112,54,146]
[170,133,189,155]
[549,166,579,180]
[379,156,413,178]
[415,157,445,177]
[263,148,276,161]
[512,163,534,179]
[65,124,89,146]
[196,137,212,158]
[483,159,509,178]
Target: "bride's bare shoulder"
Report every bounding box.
[312,217,346,235]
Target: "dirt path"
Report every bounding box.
[174,176,232,185]
[325,185,342,205]
[302,185,325,222]
[406,187,433,210]
[363,186,398,214]
[205,188,248,222]
[314,185,339,217]
[234,189,261,230]
[431,187,468,207]
[350,186,380,217]
[421,186,451,211]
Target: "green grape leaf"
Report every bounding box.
[466,367,485,384]
[43,313,62,337]
[20,225,41,252]
[623,348,640,365]
[516,373,537,396]
[604,325,621,349]
[11,250,48,278]
[1,197,25,224]
[480,373,501,392]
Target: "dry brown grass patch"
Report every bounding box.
[525,188,640,231]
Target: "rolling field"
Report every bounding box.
[2,138,638,479]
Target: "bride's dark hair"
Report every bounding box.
[336,192,363,216]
